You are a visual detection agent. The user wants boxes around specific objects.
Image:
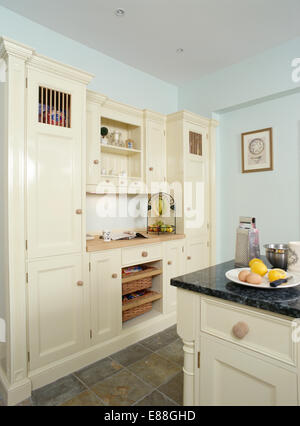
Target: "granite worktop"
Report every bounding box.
[171,259,300,318]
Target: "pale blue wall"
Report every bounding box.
[0,6,178,114]
[179,37,300,263]
[216,92,300,262]
[179,37,300,117]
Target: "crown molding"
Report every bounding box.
[143,109,166,123]
[27,53,94,86]
[0,36,35,61]
[167,110,213,127]
[103,98,143,120]
[210,119,219,128]
[87,89,108,105]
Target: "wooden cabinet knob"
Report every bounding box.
[112,273,118,279]
[105,180,110,183]
[76,209,82,215]
[94,160,99,164]
[142,251,148,258]
[187,256,191,260]
[232,322,249,339]
[187,207,191,212]
[168,261,172,265]
[149,167,154,172]
[77,281,84,286]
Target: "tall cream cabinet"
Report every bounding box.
[166,112,218,272]
[0,36,218,405]
[0,37,93,405]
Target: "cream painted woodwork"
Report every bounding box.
[26,68,86,259]
[86,91,144,194]
[166,112,218,269]
[0,37,93,405]
[122,243,163,267]
[186,238,210,274]
[27,255,86,371]
[201,298,296,366]
[86,101,101,185]
[144,111,166,191]
[0,36,219,405]
[164,239,186,313]
[176,289,300,406]
[90,250,122,345]
[200,336,298,406]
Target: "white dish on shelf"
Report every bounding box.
[225,268,300,289]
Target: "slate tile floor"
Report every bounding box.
[0,325,183,406]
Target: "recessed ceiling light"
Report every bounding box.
[115,8,125,17]
[176,48,184,54]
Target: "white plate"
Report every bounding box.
[225,268,300,289]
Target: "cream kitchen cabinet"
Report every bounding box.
[0,35,216,405]
[186,238,210,274]
[199,336,298,406]
[90,250,122,345]
[86,92,144,194]
[26,68,87,259]
[164,239,186,313]
[27,255,87,371]
[166,111,218,268]
[144,111,166,191]
[176,284,300,407]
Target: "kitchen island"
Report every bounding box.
[171,260,300,406]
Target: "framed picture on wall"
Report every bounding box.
[241,128,273,173]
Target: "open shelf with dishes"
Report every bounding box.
[100,117,143,180]
[121,261,163,324]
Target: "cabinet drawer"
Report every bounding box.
[200,298,296,366]
[122,244,162,266]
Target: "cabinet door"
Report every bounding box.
[186,238,209,274]
[27,255,86,371]
[145,119,166,190]
[86,101,101,185]
[164,240,186,313]
[199,337,298,406]
[184,122,210,238]
[26,68,84,259]
[90,250,122,345]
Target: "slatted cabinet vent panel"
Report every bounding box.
[189,131,202,156]
[39,87,71,128]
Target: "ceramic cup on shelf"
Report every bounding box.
[287,242,300,273]
[103,230,112,243]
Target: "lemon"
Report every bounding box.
[249,258,264,268]
[268,269,287,283]
[251,261,268,277]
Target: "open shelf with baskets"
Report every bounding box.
[122,262,163,323]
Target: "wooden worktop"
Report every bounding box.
[86,233,185,252]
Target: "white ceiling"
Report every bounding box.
[1,0,300,85]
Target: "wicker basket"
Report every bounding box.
[122,302,152,322]
[122,276,152,296]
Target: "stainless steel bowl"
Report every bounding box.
[264,244,289,270]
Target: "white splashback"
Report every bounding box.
[86,194,148,234]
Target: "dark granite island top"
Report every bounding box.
[171,259,300,319]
